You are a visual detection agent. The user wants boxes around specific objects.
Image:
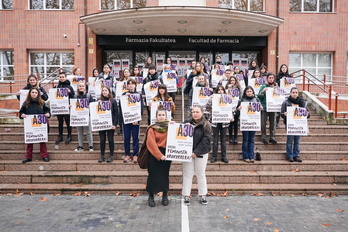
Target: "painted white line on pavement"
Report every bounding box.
[181,199,190,232]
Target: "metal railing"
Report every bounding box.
[291,69,347,118]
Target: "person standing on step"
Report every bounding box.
[205,86,233,164]
[55,72,75,144]
[276,64,292,127]
[257,73,278,145]
[281,87,310,162]
[16,74,48,102]
[97,86,118,163]
[146,106,172,207]
[20,87,51,163]
[182,106,212,206]
[121,79,143,164]
[72,81,94,152]
[236,86,262,163]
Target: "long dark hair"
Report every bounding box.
[24,87,44,108]
[26,74,40,88]
[278,64,289,75]
[119,68,131,81]
[156,84,169,100]
[99,86,113,103]
[92,68,100,77]
[214,85,226,94]
[242,86,256,98]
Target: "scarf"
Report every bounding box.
[288,96,301,105]
[150,120,169,133]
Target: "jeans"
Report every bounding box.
[123,123,140,157]
[182,154,208,196]
[212,124,227,158]
[286,135,301,158]
[242,131,256,160]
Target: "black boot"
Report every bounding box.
[148,193,155,207]
[107,156,114,163]
[65,135,72,144]
[162,192,169,206]
[233,136,238,144]
[98,155,105,163]
[56,135,63,144]
[255,152,262,161]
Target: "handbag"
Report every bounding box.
[138,129,150,169]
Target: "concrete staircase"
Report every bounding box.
[1,96,348,196]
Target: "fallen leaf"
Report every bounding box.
[129,192,141,197]
[6,193,12,196]
[84,192,91,197]
[339,159,347,161]
[15,189,20,194]
[253,218,259,221]
[270,192,275,196]
[1,170,7,173]
[302,193,307,196]
[115,191,121,196]
[329,192,335,197]
[73,192,82,196]
[236,201,242,204]
[336,209,344,212]
[52,193,61,196]
[39,197,48,201]
[321,223,330,227]
[291,169,300,172]
[224,216,228,219]
[273,229,279,232]
[249,171,257,173]
[29,192,35,195]
[266,222,273,225]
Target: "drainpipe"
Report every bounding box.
[84,0,88,77]
[276,0,280,71]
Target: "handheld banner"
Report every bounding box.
[240,102,261,131]
[212,94,233,123]
[115,81,128,101]
[131,76,143,93]
[49,88,69,115]
[266,88,286,112]
[120,94,142,124]
[165,123,193,162]
[280,77,296,95]
[24,114,48,144]
[227,88,240,112]
[70,98,90,127]
[144,80,160,105]
[150,101,172,125]
[211,70,223,88]
[248,77,266,95]
[162,71,177,93]
[236,74,246,90]
[191,87,212,111]
[88,77,102,100]
[67,76,85,92]
[90,101,113,131]
[19,89,29,109]
[286,106,308,136]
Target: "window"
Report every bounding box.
[29,52,74,79]
[289,53,332,82]
[101,0,146,10]
[0,50,14,81]
[29,0,74,10]
[1,0,12,9]
[219,0,263,11]
[290,0,333,12]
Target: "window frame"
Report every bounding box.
[290,0,335,13]
[100,0,147,10]
[0,50,14,81]
[28,0,74,10]
[218,0,265,12]
[289,52,333,84]
[29,51,74,79]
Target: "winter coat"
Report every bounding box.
[54,79,75,98]
[280,97,310,125]
[19,100,50,119]
[183,117,212,156]
[17,84,48,101]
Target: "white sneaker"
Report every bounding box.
[89,146,94,152]
[200,196,208,205]
[184,196,190,206]
[74,147,84,152]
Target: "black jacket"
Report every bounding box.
[142,72,163,95]
[276,72,291,86]
[19,100,50,119]
[17,84,48,101]
[55,80,75,98]
[183,117,212,155]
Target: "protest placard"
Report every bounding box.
[240,102,261,131]
[120,94,142,124]
[212,94,233,123]
[49,88,69,115]
[266,88,286,112]
[286,106,309,136]
[165,123,193,162]
[90,101,113,131]
[24,114,48,144]
[70,98,90,127]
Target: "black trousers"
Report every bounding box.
[212,124,227,158]
[57,114,72,136]
[229,115,239,139]
[98,129,115,157]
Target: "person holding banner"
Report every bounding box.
[122,79,143,163]
[145,106,172,207]
[97,64,115,94]
[205,86,233,164]
[150,84,175,113]
[16,74,48,101]
[260,64,268,77]
[184,62,205,96]
[72,67,82,77]
[72,81,94,152]
[182,106,212,206]
[187,73,212,116]
[20,87,51,163]
[276,64,292,127]
[144,56,154,68]
[281,87,310,162]
[55,72,75,144]
[225,76,242,144]
[92,68,100,78]
[257,73,278,145]
[161,63,178,102]
[236,86,262,163]
[97,86,118,163]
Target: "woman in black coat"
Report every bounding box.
[20,87,51,163]
[16,74,48,101]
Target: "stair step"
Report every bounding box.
[1,183,348,195]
